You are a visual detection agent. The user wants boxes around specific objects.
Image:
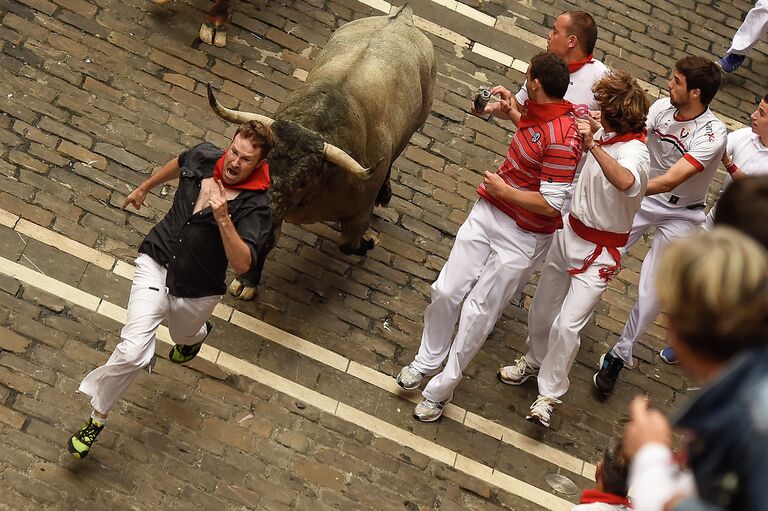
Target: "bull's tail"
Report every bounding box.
[390,5,414,23]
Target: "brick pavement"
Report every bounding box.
[0,0,759,507]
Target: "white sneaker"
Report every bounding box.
[498,356,539,385]
[396,363,424,391]
[526,395,562,428]
[413,398,446,422]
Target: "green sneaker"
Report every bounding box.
[168,321,212,364]
[67,417,105,459]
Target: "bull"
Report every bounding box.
[208,6,437,300]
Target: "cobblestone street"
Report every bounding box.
[0,0,763,508]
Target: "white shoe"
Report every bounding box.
[498,356,539,385]
[396,363,424,391]
[526,395,562,428]
[413,398,446,422]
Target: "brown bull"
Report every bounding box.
[208,6,436,300]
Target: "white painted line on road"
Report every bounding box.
[356,0,389,14]
[455,2,496,26]
[0,255,101,311]
[472,42,514,67]
[0,209,19,229]
[16,219,115,270]
[0,260,575,509]
[230,310,350,372]
[0,212,597,481]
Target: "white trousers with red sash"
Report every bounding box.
[612,198,704,365]
[412,199,552,403]
[525,214,626,398]
[79,254,221,414]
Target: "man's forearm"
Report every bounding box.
[645,176,675,195]
[141,158,181,192]
[589,145,636,191]
[217,218,252,274]
[500,187,559,216]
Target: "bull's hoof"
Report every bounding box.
[213,26,227,47]
[340,233,379,256]
[228,278,258,301]
[199,22,214,45]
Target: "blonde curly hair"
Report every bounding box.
[592,70,651,134]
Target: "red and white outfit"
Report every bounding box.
[704,127,768,229]
[412,102,582,403]
[611,98,726,365]
[571,489,633,511]
[524,130,649,399]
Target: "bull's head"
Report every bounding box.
[206,84,370,180]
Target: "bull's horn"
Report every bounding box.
[322,143,370,179]
[207,84,274,127]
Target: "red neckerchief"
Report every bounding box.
[598,130,647,146]
[212,151,270,191]
[568,54,594,73]
[579,489,632,507]
[518,100,575,129]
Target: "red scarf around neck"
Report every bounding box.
[580,489,632,507]
[212,151,270,191]
[568,54,594,73]
[598,130,647,146]
[519,100,575,129]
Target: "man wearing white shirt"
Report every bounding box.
[496,71,650,427]
[705,95,768,228]
[658,95,768,365]
[478,11,609,125]
[593,56,727,395]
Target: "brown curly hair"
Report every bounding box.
[592,70,650,135]
[235,120,275,157]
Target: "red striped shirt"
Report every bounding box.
[477,112,582,233]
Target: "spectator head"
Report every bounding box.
[527,52,570,101]
[668,56,721,107]
[548,11,598,58]
[714,176,768,249]
[596,437,629,497]
[235,120,275,158]
[593,70,651,134]
[656,228,768,373]
[750,95,768,143]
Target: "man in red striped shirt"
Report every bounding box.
[396,52,583,422]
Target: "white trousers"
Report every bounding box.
[413,199,552,403]
[524,219,616,398]
[729,0,768,54]
[79,254,221,414]
[612,199,704,365]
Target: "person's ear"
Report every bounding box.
[568,35,578,49]
[595,460,603,486]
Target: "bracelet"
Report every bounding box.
[587,144,597,152]
[725,161,738,175]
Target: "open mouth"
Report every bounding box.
[224,166,239,181]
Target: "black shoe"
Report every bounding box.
[593,352,624,394]
[169,321,212,364]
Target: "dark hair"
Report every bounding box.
[593,70,651,134]
[601,438,629,497]
[675,56,721,105]
[714,176,768,249]
[564,11,598,55]
[529,52,570,99]
[764,93,768,104]
[235,120,275,157]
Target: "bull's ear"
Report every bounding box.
[207,84,275,127]
[322,143,370,179]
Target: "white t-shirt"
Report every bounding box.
[570,130,650,233]
[645,98,727,209]
[516,59,609,117]
[705,128,768,227]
